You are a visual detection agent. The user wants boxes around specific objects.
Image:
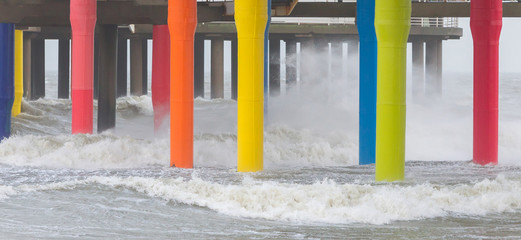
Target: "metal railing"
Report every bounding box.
[411,17,458,27]
[273,17,459,27]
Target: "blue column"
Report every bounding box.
[0,23,15,139]
[264,0,271,115]
[357,0,377,165]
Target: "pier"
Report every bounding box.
[0,0,518,181]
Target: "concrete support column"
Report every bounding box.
[314,38,329,82]
[58,38,70,99]
[269,39,280,96]
[285,38,297,90]
[22,33,32,99]
[97,25,118,133]
[425,39,441,99]
[194,34,205,98]
[130,37,146,96]
[437,39,443,96]
[330,41,343,81]
[31,38,45,100]
[231,36,238,100]
[347,40,359,81]
[211,37,224,99]
[299,38,315,84]
[117,33,127,97]
[412,41,425,101]
[93,37,99,99]
[141,39,148,95]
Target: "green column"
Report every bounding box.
[374,0,411,181]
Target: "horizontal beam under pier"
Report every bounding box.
[3,2,520,26]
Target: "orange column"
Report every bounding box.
[168,0,197,168]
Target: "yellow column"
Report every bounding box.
[374,0,411,181]
[12,30,23,117]
[235,0,268,172]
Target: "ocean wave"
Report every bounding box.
[0,134,169,169]
[9,174,520,225]
[0,127,357,169]
[116,96,154,116]
[95,174,521,224]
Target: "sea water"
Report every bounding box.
[1,72,521,239]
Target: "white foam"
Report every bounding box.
[0,185,16,200]
[0,134,169,169]
[4,73,521,170]
[51,174,521,225]
[0,125,359,169]
[116,96,154,116]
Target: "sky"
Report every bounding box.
[443,18,521,73]
[44,18,521,74]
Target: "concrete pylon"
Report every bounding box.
[22,33,32,99]
[231,36,238,100]
[31,37,45,100]
[314,38,329,82]
[299,38,315,84]
[330,40,343,81]
[97,25,118,133]
[211,37,224,99]
[269,38,280,96]
[130,37,147,96]
[285,38,297,90]
[412,41,425,102]
[425,39,442,100]
[347,39,359,81]
[93,37,99,99]
[117,31,128,97]
[58,38,70,99]
[194,34,204,98]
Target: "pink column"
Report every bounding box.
[70,0,96,134]
[470,0,502,165]
[152,25,171,131]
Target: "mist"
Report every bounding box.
[38,18,521,166]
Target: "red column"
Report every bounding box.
[470,0,502,165]
[70,0,96,134]
[168,0,197,168]
[152,25,171,131]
